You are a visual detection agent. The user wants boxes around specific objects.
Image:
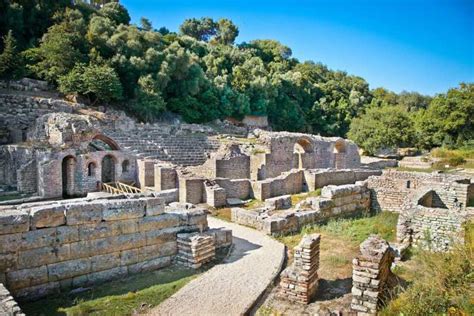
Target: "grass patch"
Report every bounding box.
[431,147,474,160]
[243,199,264,210]
[290,189,321,205]
[277,212,399,280]
[21,266,200,316]
[382,244,474,316]
[209,207,232,221]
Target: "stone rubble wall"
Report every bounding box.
[0,146,35,190]
[0,78,50,92]
[0,283,24,315]
[304,168,382,191]
[351,235,396,315]
[397,206,467,251]
[366,170,472,212]
[0,197,207,301]
[176,232,216,269]
[278,234,320,304]
[252,170,305,201]
[232,183,371,235]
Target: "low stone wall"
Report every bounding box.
[351,235,396,315]
[232,183,370,235]
[0,197,207,301]
[397,206,467,251]
[253,169,304,201]
[278,234,320,304]
[0,283,24,315]
[304,169,381,191]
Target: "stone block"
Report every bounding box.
[138,214,180,232]
[66,202,103,225]
[86,266,128,285]
[30,205,65,228]
[18,245,70,269]
[102,200,145,221]
[0,253,17,272]
[265,195,292,210]
[0,210,29,235]
[6,266,48,290]
[127,256,172,274]
[47,258,91,281]
[0,234,21,253]
[144,198,165,216]
[90,252,121,272]
[13,281,60,301]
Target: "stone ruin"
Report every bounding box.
[278,234,320,304]
[0,88,472,312]
[351,235,396,315]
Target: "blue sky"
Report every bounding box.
[121,0,474,95]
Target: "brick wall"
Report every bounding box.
[0,197,207,301]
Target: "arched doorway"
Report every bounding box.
[62,155,76,198]
[334,140,346,169]
[89,134,120,151]
[101,155,116,183]
[294,138,314,169]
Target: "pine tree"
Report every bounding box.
[0,30,24,91]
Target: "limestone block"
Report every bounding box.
[86,266,127,286]
[66,202,103,225]
[0,234,21,253]
[18,245,70,269]
[6,266,48,290]
[20,226,79,251]
[0,253,17,272]
[139,241,177,261]
[145,227,180,246]
[13,281,60,301]
[144,198,165,216]
[265,195,292,210]
[127,256,172,274]
[30,205,65,228]
[120,248,139,266]
[47,258,91,281]
[90,252,121,272]
[138,214,180,232]
[102,200,145,221]
[0,210,29,235]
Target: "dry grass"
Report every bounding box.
[290,189,321,205]
[209,207,232,221]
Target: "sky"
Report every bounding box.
[121,0,474,95]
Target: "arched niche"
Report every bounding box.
[89,134,120,151]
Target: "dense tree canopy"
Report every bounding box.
[0,1,472,152]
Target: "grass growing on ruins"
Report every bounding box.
[209,207,232,221]
[290,189,321,205]
[277,211,399,280]
[382,243,474,315]
[21,266,201,316]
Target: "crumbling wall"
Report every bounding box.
[351,235,396,315]
[396,206,467,251]
[0,197,207,301]
[279,234,320,304]
[253,169,305,201]
[0,283,24,315]
[154,165,178,191]
[0,146,35,190]
[232,183,371,235]
[366,170,471,212]
[304,169,381,191]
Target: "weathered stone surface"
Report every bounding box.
[144,198,165,216]
[18,245,70,269]
[90,252,121,272]
[66,202,103,225]
[6,266,48,290]
[102,200,145,221]
[138,214,180,232]
[47,258,91,282]
[30,205,65,228]
[127,256,172,274]
[0,210,29,235]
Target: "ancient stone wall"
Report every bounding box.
[396,206,467,251]
[215,156,250,179]
[351,235,396,315]
[179,177,205,204]
[304,169,381,191]
[232,182,371,235]
[137,160,156,190]
[279,234,320,304]
[0,94,80,145]
[366,170,471,212]
[0,146,35,190]
[154,166,178,191]
[253,170,305,201]
[214,178,252,200]
[0,197,207,301]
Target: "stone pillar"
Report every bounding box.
[154,166,177,191]
[279,234,320,304]
[351,235,396,315]
[137,159,155,190]
[176,232,216,269]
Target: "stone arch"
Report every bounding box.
[87,162,97,177]
[334,139,346,153]
[418,190,448,209]
[101,155,116,183]
[294,137,314,170]
[89,134,120,151]
[62,155,76,198]
[334,139,347,169]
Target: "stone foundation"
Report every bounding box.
[279,234,320,304]
[176,233,216,269]
[0,197,207,301]
[351,235,396,315]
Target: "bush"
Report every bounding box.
[383,243,473,316]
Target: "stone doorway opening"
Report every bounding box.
[62,155,76,198]
[294,138,314,169]
[101,155,116,183]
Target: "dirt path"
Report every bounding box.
[149,217,285,316]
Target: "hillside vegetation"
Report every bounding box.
[0,1,472,154]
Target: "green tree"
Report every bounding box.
[0,30,24,90]
[214,19,239,45]
[140,18,153,31]
[99,2,130,25]
[348,105,416,155]
[179,18,217,42]
[59,63,122,104]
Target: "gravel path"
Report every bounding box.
[149,217,285,316]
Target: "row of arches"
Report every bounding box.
[293,137,347,169]
[62,154,130,198]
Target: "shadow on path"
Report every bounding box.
[225,236,262,263]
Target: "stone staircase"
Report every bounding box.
[106,125,221,166]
